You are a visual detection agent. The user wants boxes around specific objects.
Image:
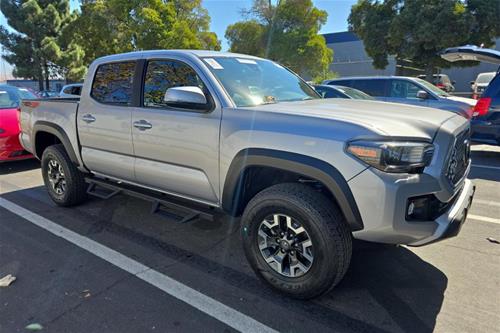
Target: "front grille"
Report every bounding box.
[445,129,471,186]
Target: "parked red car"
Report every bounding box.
[0,85,38,162]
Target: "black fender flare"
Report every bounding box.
[222,148,364,231]
[32,121,80,166]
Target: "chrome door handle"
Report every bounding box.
[133,120,153,130]
[82,114,96,123]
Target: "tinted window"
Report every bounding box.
[351,79,387,96]
[143,60,206,108]
[71,86,82,95]
[91,62,136,105]
[315,86,344,98]
[329,80,352,87]
[389,80,421,98]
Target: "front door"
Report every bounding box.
[132,58,222,205]
[78,61,137,180]
[386,79,429,107]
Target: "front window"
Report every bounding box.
[476,73,496,84]
[413,78,449,97]
[202,57,319,107]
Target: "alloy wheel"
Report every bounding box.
[47,159,66,195]
[258,214,314,277]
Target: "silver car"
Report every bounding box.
[324,76,476,118]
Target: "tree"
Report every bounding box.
[349,0,500,77]
[225,0,333,78]
[71,0,221,66]
[0,0,80,90]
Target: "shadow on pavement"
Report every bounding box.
[0,158,40,175]
[1,187,447,333]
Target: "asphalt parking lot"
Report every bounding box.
[0,145,499,333]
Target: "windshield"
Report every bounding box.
[202,57,320,107]
[413,78,449,97]
[0,86,37,109]
[476,73,496,84]
[335,86,374,100]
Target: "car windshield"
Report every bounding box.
[202,56,320,107]
[0,86,37,109]
[334,86,374,100]
[477,73,496,84]
[413,78,450,97]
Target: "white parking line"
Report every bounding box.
[0,197,278,333]
[468,214,500,225]
[471,164,500,171]
[473,199,500,208]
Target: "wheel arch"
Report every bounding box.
[33,121,80,166]
[221,148,364,231]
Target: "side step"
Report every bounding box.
[85,177,215,223]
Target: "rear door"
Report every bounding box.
[78,61,137,180]
[131,58,222,205]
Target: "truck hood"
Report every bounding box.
[249,98,460,139]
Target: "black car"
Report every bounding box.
[313,84,374,100]
[441,46,500,146]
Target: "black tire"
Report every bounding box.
[41,144,88,207]
[241,183,352,299]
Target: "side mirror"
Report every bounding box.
[452,80,456,85]
[416,90,428,99]
[164,86,209,110]
[470,81,475,86]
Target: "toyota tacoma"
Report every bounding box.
[19,50,475,299]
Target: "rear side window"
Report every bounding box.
[329,80,352,87]
[91,62,136,105]
[71,86,82,95]
[143,59,206,108]
[351,79,387,96]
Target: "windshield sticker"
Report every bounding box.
[236,58,257,65]
[204,58,224,70]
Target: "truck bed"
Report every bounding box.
[19,98,83,166]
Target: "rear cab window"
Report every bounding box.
[483,74,500,98]
[91,61,136,105]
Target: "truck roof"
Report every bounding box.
[92,49,262,65]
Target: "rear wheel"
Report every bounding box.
[241,183,352,299]
[41,144,88,206]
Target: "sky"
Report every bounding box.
[0,0,357,81]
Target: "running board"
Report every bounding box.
[85,177,215,223]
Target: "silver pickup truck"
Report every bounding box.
[19,50,475,299]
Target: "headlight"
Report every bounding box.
[347,140,434,173]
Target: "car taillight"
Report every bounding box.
[473,97,491,117]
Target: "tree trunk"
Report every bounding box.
[425,65,434,82]
[44,62,50,91]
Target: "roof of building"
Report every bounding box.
[322,31,360,44]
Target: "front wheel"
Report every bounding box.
[241,183,352,299]
[41,144,88,207]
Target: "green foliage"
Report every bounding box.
[225,0,333,77]
[0,0,82,89]
[312,70,339,84]
[349,0,500,74]
[72,0,221,66]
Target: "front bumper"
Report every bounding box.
[408,179,475,246]
[350,168,475,246]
